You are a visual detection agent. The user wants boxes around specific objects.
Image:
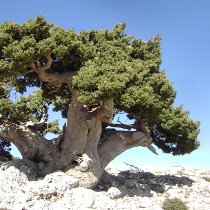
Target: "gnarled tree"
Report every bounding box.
[0,17,200,188]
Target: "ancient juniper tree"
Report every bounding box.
[0,17,199,188]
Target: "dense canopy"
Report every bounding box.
[0,16,199,161]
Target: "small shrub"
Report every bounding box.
[162,198,188,210]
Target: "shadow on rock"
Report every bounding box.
[96,170,194,197]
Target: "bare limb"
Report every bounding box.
[27,54,75,85]
[24,113,47,130]
[109,120,151,135]
[123,162,144,172]
[0,124,59,162]
[98,130,158,168]
[109,123,136,130]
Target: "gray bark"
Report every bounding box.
[0,124,59,162]
[98,130,157,169]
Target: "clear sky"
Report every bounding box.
[0,0,209,169]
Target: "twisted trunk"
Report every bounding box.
[39,97,115,188]
[0,96,157,188]
[1,54,157,188]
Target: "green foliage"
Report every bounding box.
[0,17,53,79]
[0,17,200,156]
[151,106,200,155]
[41,83,71,118]
[44,120,62,135]
[0,140,12,160]
[162,198,188,210]
[0,88,61,135]
[0,89,45,124]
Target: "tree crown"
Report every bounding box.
[0,17,200,156]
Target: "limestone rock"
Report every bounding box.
[0,166,29,209]
[64,187,95,208]
[107,187,123,199]
[23,171,79,204]
[0,165,209,209]
[2,159,38,181]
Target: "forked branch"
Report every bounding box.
[28,54,75,85]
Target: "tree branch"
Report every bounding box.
[109,120,151,135]
[28,54,75,85]
[0,124,59,162]
[109,123,136,130]
[24,113,47,131]
[98,130,158,169]
[100,98,114,124]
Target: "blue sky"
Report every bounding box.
[1,0,209,169]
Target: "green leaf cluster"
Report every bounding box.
[151,106,200,155]
[0,16,53,78]
[0,140,12,160]
[0,89,61,136]
[0,89,45,124]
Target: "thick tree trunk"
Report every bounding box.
[64,114,103,188]
[0,97,157,189]
[0,103,157,189]
[38,97,115,188]
[1,57,157,188]
[39,93,92,173]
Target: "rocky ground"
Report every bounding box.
[0,162,209,210]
